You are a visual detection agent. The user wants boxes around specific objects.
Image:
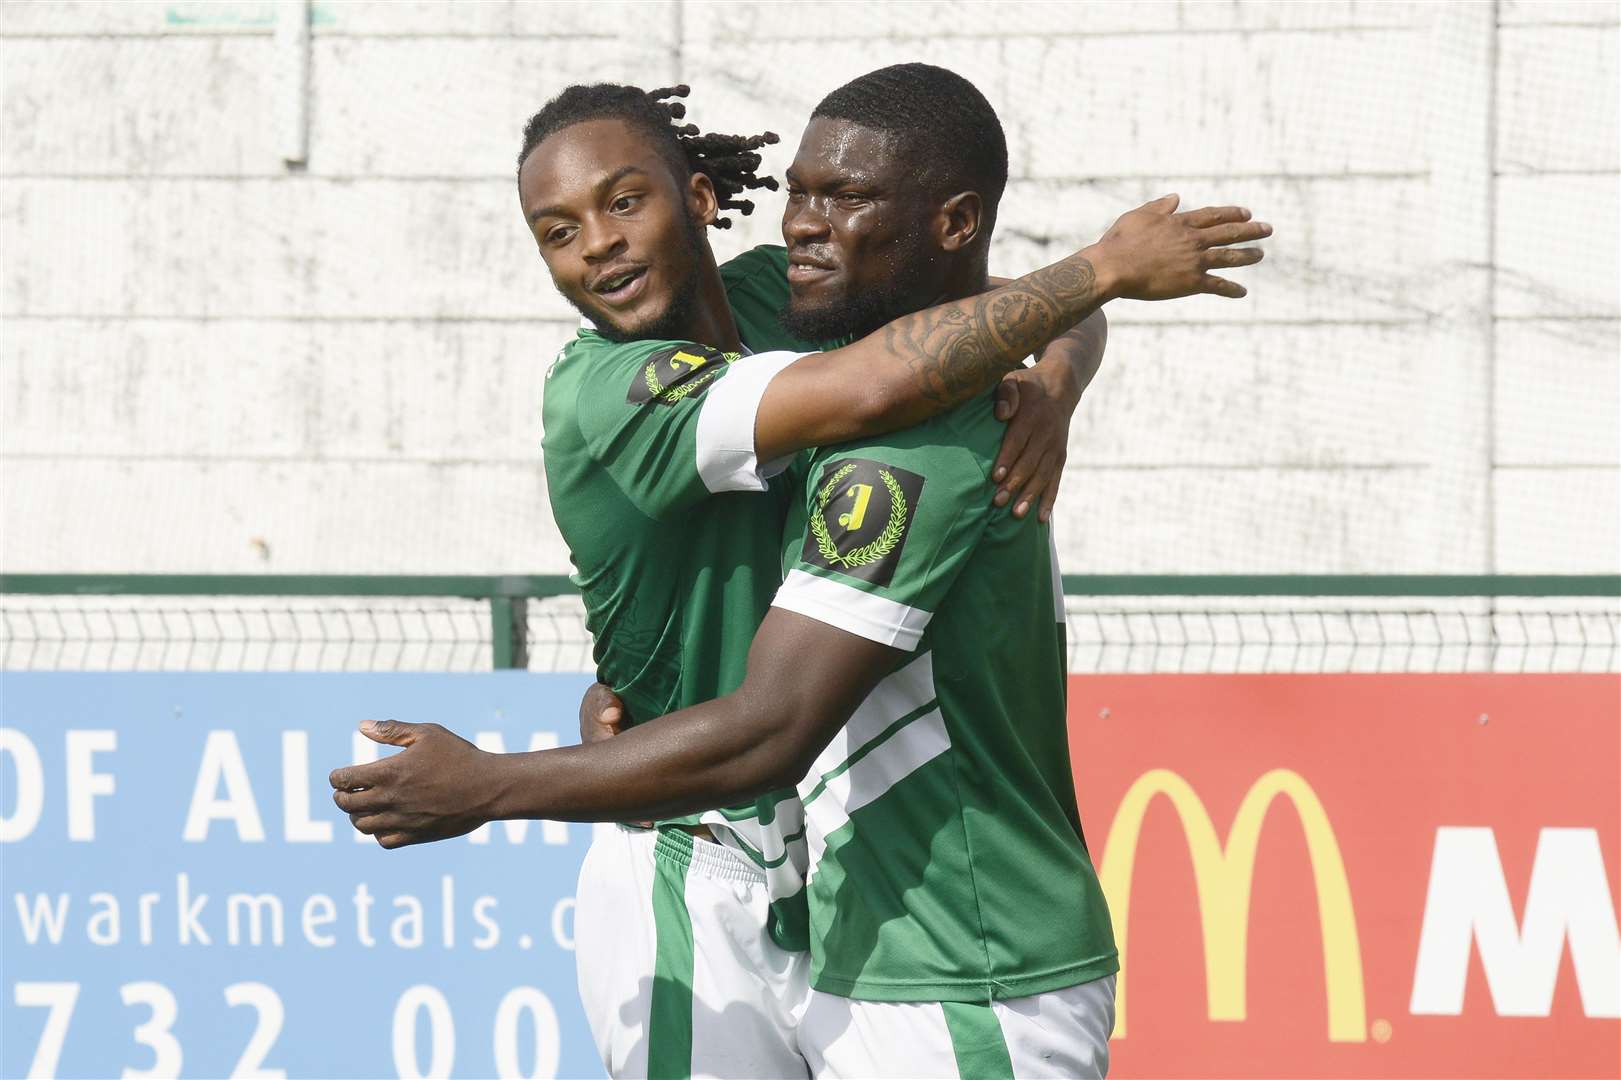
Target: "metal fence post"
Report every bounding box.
[490,596,529,670]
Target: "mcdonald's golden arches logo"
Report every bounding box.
[1098,768,1368,1042]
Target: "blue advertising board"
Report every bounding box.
[1,673,604,1079]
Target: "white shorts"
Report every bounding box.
[573,824,812,1079]
[798,975,1116,1079]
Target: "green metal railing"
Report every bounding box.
[2,574,1617,673]
[1,574,580,670]
[1056,575,1621,597]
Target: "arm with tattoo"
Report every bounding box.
[753,193,1270,461]
[881,251,1100,407]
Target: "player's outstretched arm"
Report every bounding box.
[328,610,897,847]
[750,194,1270,464]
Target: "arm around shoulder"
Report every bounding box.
[751,247,1119,463]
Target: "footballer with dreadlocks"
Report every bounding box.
[334,68,1269,1078]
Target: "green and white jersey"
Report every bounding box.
[541,245,819,949]
[772,391,1120,1002]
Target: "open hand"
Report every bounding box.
[991,367,1075,522]
[1090,194,1270,301]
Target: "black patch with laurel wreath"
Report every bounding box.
[625,343,737,407]
[801,457,925,586]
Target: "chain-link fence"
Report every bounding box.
[2,575,1616,674]
[0,596,501,673]
[1061,596,1621,674]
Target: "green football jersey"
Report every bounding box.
[773,390,1120,1002]
[541,245,818,948]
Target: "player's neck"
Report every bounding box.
[682,249,743,352]
[928,258,991,306]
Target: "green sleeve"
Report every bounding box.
[772,409,999,650]
[571,336,776,520]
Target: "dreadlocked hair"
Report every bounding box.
[516,83,779,229]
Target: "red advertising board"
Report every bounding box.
[1067,675,1620,1079]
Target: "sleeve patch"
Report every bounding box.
[626,343,739,407]
[801,457,925,587]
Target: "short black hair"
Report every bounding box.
[811,63,1008,226]
[516,83,778,229]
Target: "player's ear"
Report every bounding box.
[688,171,720,229]
[937,191,983,253]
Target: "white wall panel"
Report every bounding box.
[1,178,563,319]
[1,318,569,461]
[1172,1,1425,30]
[0,1,678,38]
[692,0,1425,40]
[306,37,677,177]
[1013,31,1426,179]
[1494,320,1621,466]
[1494,468,1621,572]
[1497,26,1620,174]
[1498,1,1620,27]
[1049,467,1445,573]
[1,459,563,573]
[317,1,679,39]
[0,2,270,36]
[1495,174,1621,318]
[0,39,276,176]
[1072,323,1434,466]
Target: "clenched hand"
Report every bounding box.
[329,720,499,849]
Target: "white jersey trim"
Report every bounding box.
[772,569,932,651]
[803,706,950,874]
[695,350,807,494]
[805,651,935,786]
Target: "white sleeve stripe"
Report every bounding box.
[805,651,936,786]
[694,350,808,494]
[771,569,932,651]
[804,707,950,874]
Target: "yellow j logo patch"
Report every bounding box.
[837,483,873,530]
[625,343,738,406]
[803,458,924,587]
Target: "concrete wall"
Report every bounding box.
[3,0,1616,575]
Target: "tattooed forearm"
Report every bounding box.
[879,253,1103,407]
[778,197,1259,456]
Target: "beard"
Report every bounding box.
[777,280,894,344]
[777,229,939,343]
[569,212,707,344]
